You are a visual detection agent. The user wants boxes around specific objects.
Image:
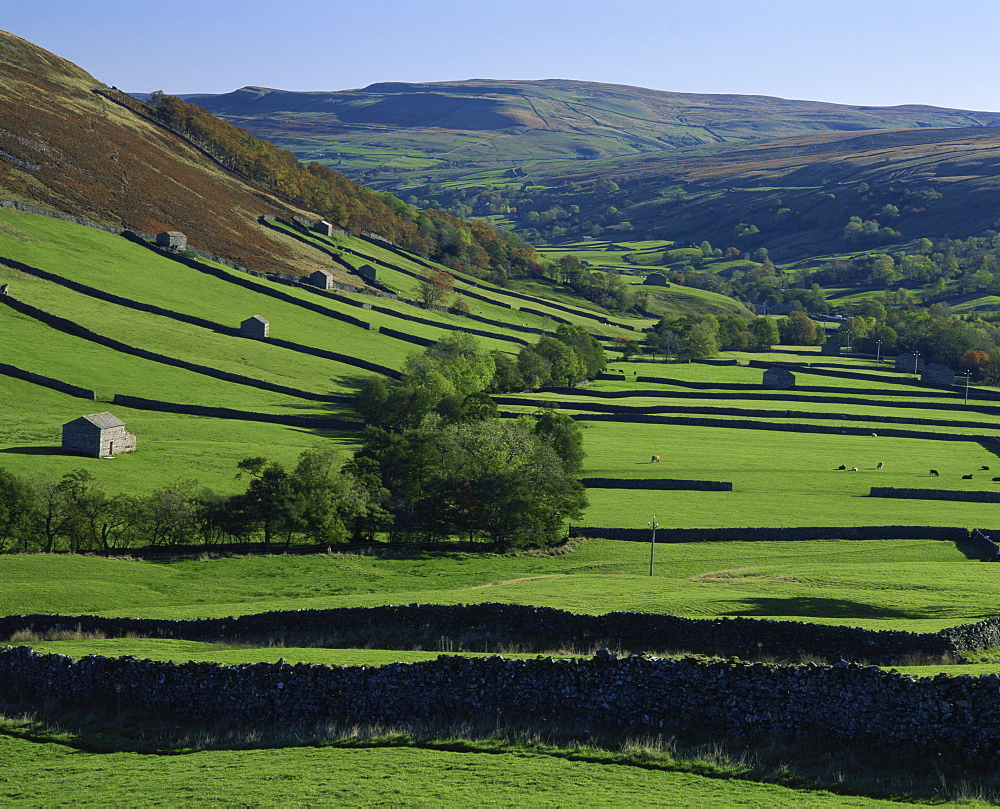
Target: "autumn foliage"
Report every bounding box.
[150,94,541,280]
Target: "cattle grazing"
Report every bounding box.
[650,455,660,463]
[838,465,847,470]
[993,477,1000,482]
[963,474,974,480]
[851,467,858,472]
[876,462,884,470]
[930,469,940,476]
[983,466,992,471]
[871,433,878,438]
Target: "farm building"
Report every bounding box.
[312,220,334,237]
[895,353,924,373]
[240,315,269,339]
[922,363,956,386]
[820,342,841,356]
[62,412,137,458]
[643,272,668,287]
[357,264,378,283]
[155,231,187,251]
[308,269,335,290]
[762,367,795,389]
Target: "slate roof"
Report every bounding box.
[73,412,126,430]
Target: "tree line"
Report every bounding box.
[147,94,541,284]
[1,334,598,554]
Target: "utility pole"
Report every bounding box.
[649,516,659,576]
[875,339,882,365]
[965,370,972,405]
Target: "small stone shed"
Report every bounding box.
[762,367,795,389]
[155,231,187,251]
[240,315,269,339]
[62,412,137,458]
[309,269,335,290]
[357,264,378,283]
[312,220,334,237]
[922,363,956,386]
[643,272,668,287]
[895,352,925,373]
[820,342,841,356]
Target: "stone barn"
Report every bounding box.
[820,342,841,356]
[357,264,378,283]
[62,412,137,458]
[643,272,668,287]
[922,363,956,386]
[895,352,924,373]
[155,231,187,251]
[312,220,334,237]
[240,315,269,339]
[309,269,335,290]
[762,367,795,389]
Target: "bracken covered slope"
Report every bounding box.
[0,30,337,277]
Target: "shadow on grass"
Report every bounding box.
[0,446,64,455]
[729,596,921,620]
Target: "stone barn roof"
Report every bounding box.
[70,412,126,430]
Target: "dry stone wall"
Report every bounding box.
[0,294,359,401]
[571,525,966,543]
[495,394,999,431]
[580,478,732,491]
[110,395,361,430]
[0,602,969,664]
[869,487,1000,504]
[4,645,1000,757]
[0,362,95,400]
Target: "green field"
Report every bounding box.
[7,207,1000,804]
[0,729,913,807]
[0,538,994,633]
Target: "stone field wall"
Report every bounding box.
[0,602,982,664]
[4,644,1000,757]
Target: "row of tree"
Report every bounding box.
[0,450,370,555]
[148,94,542,283]
[357,330,606,430]
[833,299,1000,383]
[639,312,823,360]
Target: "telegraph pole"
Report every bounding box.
[649,516,659,576]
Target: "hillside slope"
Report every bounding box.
[0,31,336,278]
[535,126,1000,255]
[185,79,1000,186]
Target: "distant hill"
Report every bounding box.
[185,79,1000,183]
[182,79,1000,255]
[529,126,1000,256]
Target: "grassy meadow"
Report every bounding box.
[7,210,1000,803]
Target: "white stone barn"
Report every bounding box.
[62,412,137,458]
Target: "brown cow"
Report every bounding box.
[650,455,660,463]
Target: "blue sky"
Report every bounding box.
[5,0,1000,111]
